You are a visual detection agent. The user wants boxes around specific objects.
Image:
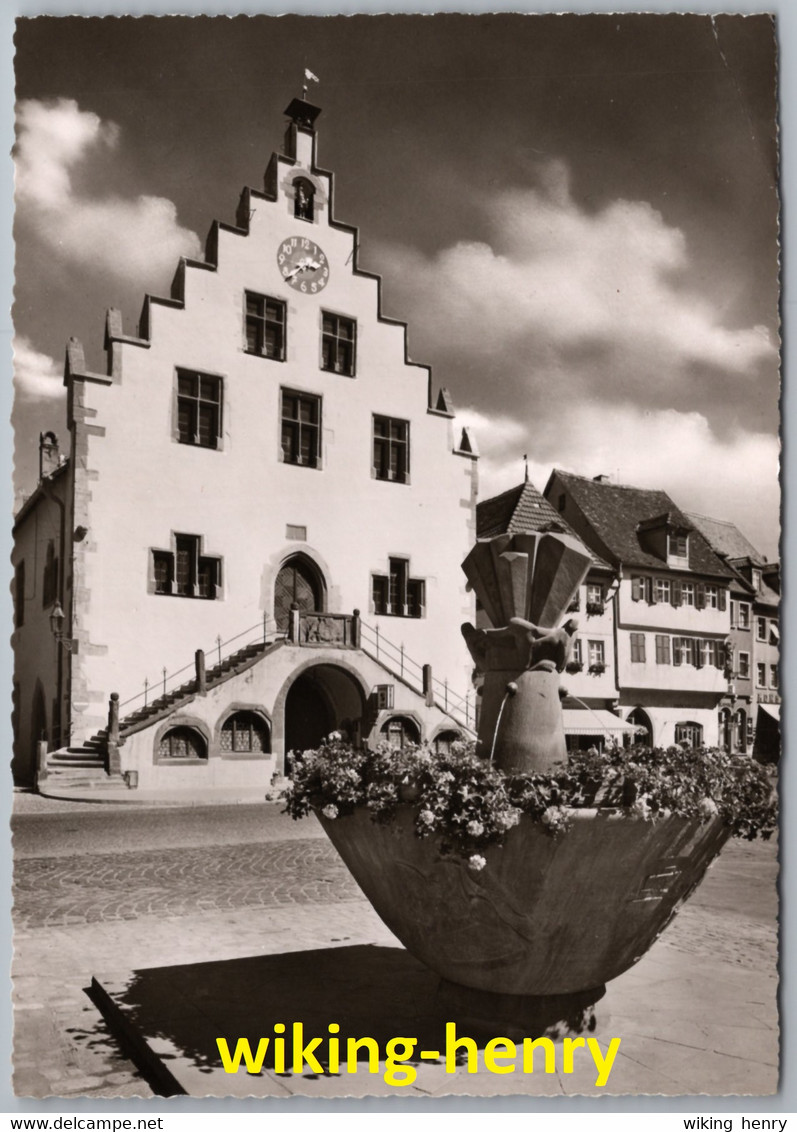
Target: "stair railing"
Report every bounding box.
[358,619,474,732]
[119,614,285,715]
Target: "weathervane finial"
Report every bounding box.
[303,68,320,99]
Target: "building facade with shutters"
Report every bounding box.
[544,471,736,750]
[11,97,478,791]
[686,511,780,760]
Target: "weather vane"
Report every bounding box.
[303,68,320,98]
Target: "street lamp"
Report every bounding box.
[49,601,75,652]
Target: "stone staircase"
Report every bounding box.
[43,638,284,787]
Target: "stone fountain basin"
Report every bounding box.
[318,805,730,997]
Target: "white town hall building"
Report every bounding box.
[12,96,479,793]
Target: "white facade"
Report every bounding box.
[13,99,478,787]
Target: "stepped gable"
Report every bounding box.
[552,470,735,578]
[477,480,609,569]
[101,100,451,415]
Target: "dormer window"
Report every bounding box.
[667,532,689,565]
[752,568,762,591]
[294,177,315,222]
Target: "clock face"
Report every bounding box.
[278,236,330,293]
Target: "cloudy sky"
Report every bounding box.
[13,14,780,557]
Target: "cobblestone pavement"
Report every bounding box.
[11,811,779,1101]
[13,838,363,930]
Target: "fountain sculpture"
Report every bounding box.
[317,528,731,1029]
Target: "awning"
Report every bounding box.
[562,709,641,736]
[758,703,780,722]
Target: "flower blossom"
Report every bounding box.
[466,820,484,837]
[321,804,339,820]
[467,854,487,872]
[698,797,719,818]
[418,809,436,826]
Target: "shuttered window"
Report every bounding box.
[630,633,646,663]
[655,635,670,664]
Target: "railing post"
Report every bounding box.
[376,624,380,659]
[351,608,361,649]
[423,663,434,707]
[162,667,167,697]
[288,602,300,644]
[107,692,121,776]
[444,679,449,711]
[216,635,222,665]
[263,613,268,643]
[400,644,405,678]
[144,677,149,707]
[195,649,207,696]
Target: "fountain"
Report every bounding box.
[314,529,734,1032]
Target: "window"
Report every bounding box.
[668,533,688,560]
[373,416,410,483]
[246,293,286,359]
[372,558,425,618]
[322,313,356,376]
[770,665,778,690]
[738,651,750,679]
[756,663,767,687]
[572,638,583,665]
[221,712,270,754]
[675,721,703,748]
[177,370,222,449]
[737,602,751,629]
[655,634,670,664]
[586,584,604,614]
[654,578,671,604]
[281,390,321,467]
[704,585,719,609]
[588,640,605,670]
[673,637,697,666]
[294,177,315,222]
[433,730,462,755]
[702,640,721,668]
[42,541,58,608]
[630,633,646,663]
[152,535,221,600]
[752,569,762,592]
[756,617,767,642]
[158,726,207,761]
[381,715,421,749]
[681,582,695,606]
[14,561,25,629]
[631,575,646,602]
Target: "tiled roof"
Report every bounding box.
[685,512,767,565]
[551,470,735,578]
[477,480,610,570]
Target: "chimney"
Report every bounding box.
[593,473,610,484]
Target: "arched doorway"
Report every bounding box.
[718,707,732,750]
[733,708,747,752]
[284,663,365,767]
[274,555,325,633]
[626,707,653,747]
